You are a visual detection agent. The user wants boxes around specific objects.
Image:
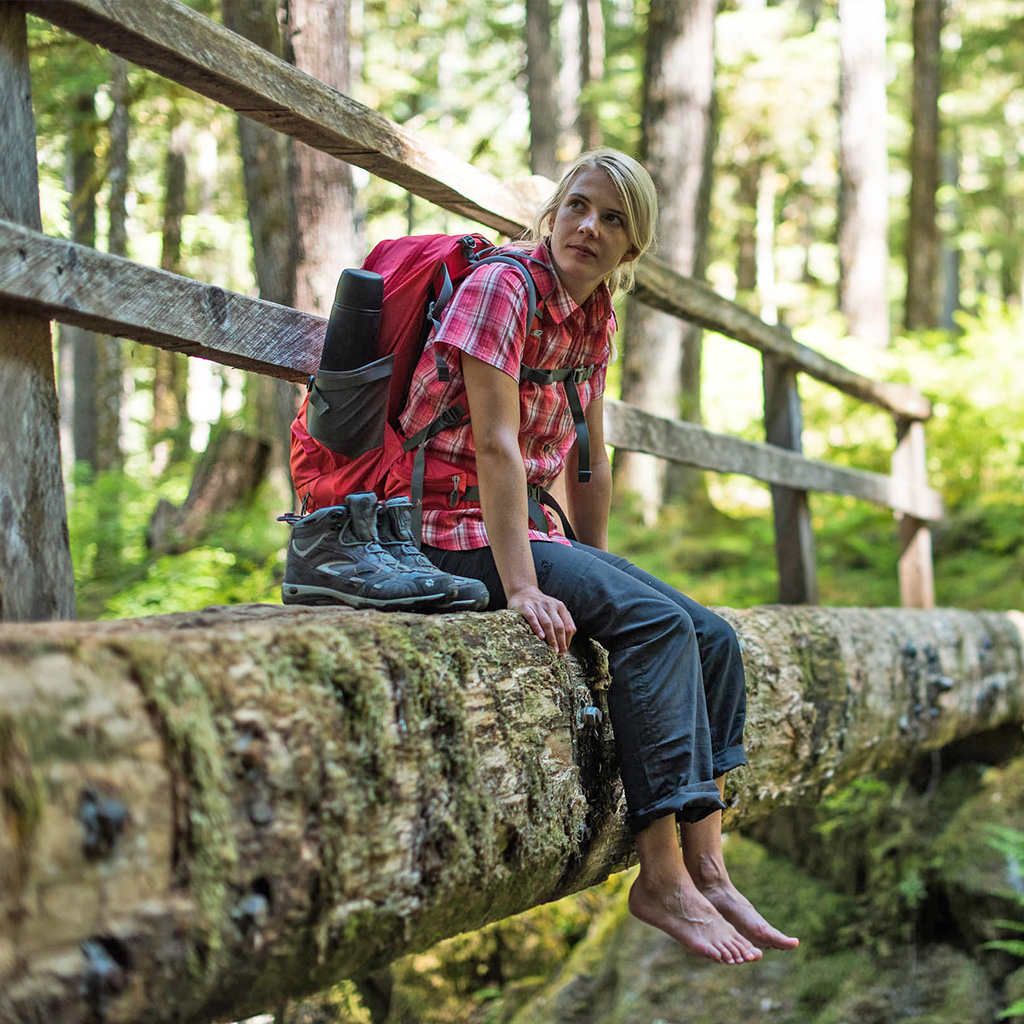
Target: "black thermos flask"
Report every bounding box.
[318,268,385,371]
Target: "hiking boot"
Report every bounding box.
[377,496,490,612]
[282,492,454,609]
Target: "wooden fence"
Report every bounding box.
[0,0,942,622]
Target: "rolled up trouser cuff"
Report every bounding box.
[712,743,748,778]
[626,780,727,835]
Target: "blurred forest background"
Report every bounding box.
[23,0,1024,1020]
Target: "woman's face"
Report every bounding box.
[547,168,638,305]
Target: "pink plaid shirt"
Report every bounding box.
[398,243,615,550]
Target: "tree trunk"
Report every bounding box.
[152,107,191,465]
[286,0,360,309]
[939,147,960,329]
[615,0,716,519]
[577,0,604,153]
[557,0,583,162]
[838,0,890,347]
[101,55,129,473]
[735,150,761,296]
[222,0,299,496]
[283,0,360,504]
[905,0,944,331]
[0,4,76,623]
[1,603,1021,1023]
[107,56,129,262]
[147,429,271,554]
[525,0,558,179]
[67,90,102,469]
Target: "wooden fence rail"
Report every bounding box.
[0,0,942,620]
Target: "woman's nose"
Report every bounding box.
[579,212,598,235]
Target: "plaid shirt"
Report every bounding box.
[398,243,615,550]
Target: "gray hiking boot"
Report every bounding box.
[282,492,454,609]
[377,496,490,612]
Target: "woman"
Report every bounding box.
[398,149,798,965]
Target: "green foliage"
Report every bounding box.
[68,463,284,621]
[813,778,941,948]
[610,301,1024,612]
[984,825,1024,1019]
[365,871,634,1024]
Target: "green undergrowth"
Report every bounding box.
[67,308,1023,620]
[67,471,1022,621]
[606,491,1024,612]
[68,463,287,620]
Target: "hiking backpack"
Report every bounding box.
[289,233,594,537]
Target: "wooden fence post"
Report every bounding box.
[763,354,818,604]
[892,416,936,608]
[0,4,76,621]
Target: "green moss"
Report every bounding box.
[14,710,121,764]
[0,714,44,852]
[116,639,238,987]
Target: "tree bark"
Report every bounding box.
[67,89,102,469]
[577,0,604,153]
[99,53,129,474]
[152,107,191,465]
[838,0,891,347]
[1,603,1021,1023]
[147,429,271,554]
[735,150,761,296]
[525,0,559,179]
[557,0,582,161]
[615,0,716,519]
[286,0,360,310]
[939,147,960,329]
[0,4,76,623]
[905,0,944,331]
[222,0,299,494]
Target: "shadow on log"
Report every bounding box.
[0,602,1022,1023]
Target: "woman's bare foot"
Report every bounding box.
[688,857,799,951]
[628,871,763,965]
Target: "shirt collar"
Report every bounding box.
[525,242,614,327]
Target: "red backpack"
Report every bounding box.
[289,234,593,536]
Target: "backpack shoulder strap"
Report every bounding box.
[431,244,542,340]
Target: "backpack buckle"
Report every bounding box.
[439,404,465,427]
[449,475,461,507]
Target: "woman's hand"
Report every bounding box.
[507,585,576,654]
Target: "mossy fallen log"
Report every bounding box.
[0,602,1022,1023]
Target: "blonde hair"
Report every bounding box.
[519,148,658,295]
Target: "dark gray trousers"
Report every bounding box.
[422,539,747,834]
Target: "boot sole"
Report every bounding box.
[282,584,444,610]
[423,597,489,612]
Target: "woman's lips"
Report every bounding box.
[569,244,596,257]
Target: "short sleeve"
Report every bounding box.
[432,263,531,382]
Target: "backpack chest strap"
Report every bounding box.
[520,363,596,483]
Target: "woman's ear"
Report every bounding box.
[621,245,640,264]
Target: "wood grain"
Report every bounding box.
[763,355,819,604]
[0,7,76,622]
[604,399,944,520]
[0,219,323,381]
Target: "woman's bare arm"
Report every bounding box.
[461,352,576,653]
